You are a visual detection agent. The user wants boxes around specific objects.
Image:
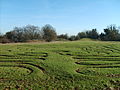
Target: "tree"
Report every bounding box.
[5,31,16,42]
[13,27,25,42]
[77,32,87,39]
[75,35,80,40]
[5,27,26,42]
[5,25,42,42]
[57,33,69,40]
[0,32,2,38]
[69,35,76,41]
[100,25,120,41]
[23,25,41,40]
[99,33,105,40]
[0,32,10,43]
[41,24,57,42]
[86,29,99,39]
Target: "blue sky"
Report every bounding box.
[0,0,120,35]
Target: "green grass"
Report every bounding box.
[0,41,120,90]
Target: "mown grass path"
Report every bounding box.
[0,41,120,89]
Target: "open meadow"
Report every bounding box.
[0,41,120,90]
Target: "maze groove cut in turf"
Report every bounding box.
[0,41,120,89]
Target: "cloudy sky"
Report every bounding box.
[0,0,120,35]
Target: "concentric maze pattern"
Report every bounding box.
[56,46,120,88]
[0,44,120,89]
[57,49,120,77]
[0,48,48,83]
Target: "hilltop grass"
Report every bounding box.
[0,41,120,90]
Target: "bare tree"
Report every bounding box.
[41,24,57,42]
[5,25,42,42]
[23,25,41,40]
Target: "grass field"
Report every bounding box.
[0,41,120,90]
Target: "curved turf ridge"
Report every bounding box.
[0,41,120,89]
[21,63,45,73]
[0,65,33,75]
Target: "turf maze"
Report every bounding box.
[0,47,48,89]
[0,43,120,89]
[56,45,120,89]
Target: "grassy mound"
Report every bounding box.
[79,38,98,41]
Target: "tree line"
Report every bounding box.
[0,24,57,43]
[0,24,120,43]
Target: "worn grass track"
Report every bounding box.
[0,41,120,89]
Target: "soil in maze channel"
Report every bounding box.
[75,62,120,65]
[89,66,120,68]
[107,74,120,78]
[20,63,45,73]
[38,57,46,60]
[0,65,33,75]
[0,60,31,62]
